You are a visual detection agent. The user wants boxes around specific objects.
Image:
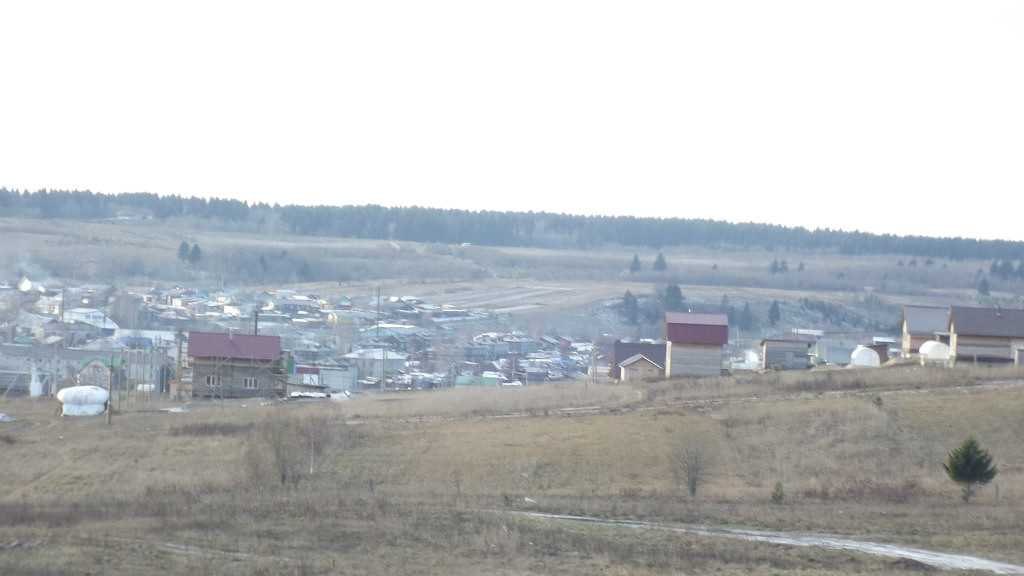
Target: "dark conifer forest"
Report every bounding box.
[1,187,1019,261]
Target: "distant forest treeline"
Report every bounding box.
[2,188,1021,261]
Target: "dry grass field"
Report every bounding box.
[2,365,1024,575]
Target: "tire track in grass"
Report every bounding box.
[504,511,1024,575]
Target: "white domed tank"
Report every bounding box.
[919,341,950,364]
[849,345,881,368]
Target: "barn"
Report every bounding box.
[664,312,729,378]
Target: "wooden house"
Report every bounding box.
[760,339,811,371]
[610,340,666,380]
[949,306,1024,365]
[900,305,949,358]
[617,354,663,381]
[188,331,284,399]
[664,312,729,377]
[77,357,120,389]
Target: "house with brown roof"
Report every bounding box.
[900,305,950,358]
[610,340,666,380]
[664,312,729,377]
[188,331,285,399]
[949,306,1024,365]
[617,354,663,382]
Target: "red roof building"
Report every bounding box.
[664,312,729,378]
[188,331,281,361]
[187,331,284,399]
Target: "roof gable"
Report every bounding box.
[618,354,663,370]
[188,331,281,361]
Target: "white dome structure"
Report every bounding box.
[849,345,881,368]
[919,341,951,364]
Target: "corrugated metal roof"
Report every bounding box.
[618,354,663,370]
[902,305,950,335]
[665,312,729,345]
[950,306,1024,338]
[665,312,729,326]
[188,331,281,361]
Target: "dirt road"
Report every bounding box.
[508,511,1024,575]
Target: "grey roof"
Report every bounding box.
[618,354,663,370]
[902,305,950,335]
[950,306,1024,338]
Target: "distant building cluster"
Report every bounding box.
[4,275,1023,402]
[0,277,595,400]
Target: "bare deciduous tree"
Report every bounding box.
[295,413,332,476]
[673,440,714,498]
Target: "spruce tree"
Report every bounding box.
[663,283,684,312]
[768,300,781,326]
[622,290,639,325]
[943,437,997,503]
[653,252,667,272]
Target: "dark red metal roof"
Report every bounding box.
[664,312,729,345]
[188,331,281,361]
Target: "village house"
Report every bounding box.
[188,331,285,399]
[342,348,409,388]
[610,340,666,380]
[664,312,729,378]
[900,305,950,358]
[948,305,1024,365]
[617,354,663,381]
[760,338,811,371]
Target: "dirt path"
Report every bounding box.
[507,511,1024,575]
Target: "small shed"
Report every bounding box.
[760,339,811,371]
[610,340,666,380]
[617,354,663,382]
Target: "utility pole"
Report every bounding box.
[381,346,387,393]
[589,341,597,390]
[106,354,113,425]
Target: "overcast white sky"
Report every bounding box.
[2,2,1022,241]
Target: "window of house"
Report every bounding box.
[205,375,220,387]
[243,376,258,389]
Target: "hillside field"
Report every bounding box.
[3,216,1020,344]
[2,365,1024,575]
[3,216,1024,574]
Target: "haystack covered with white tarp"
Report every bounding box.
[56,386,109,416]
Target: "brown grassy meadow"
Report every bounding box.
[2,365,1023,575]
